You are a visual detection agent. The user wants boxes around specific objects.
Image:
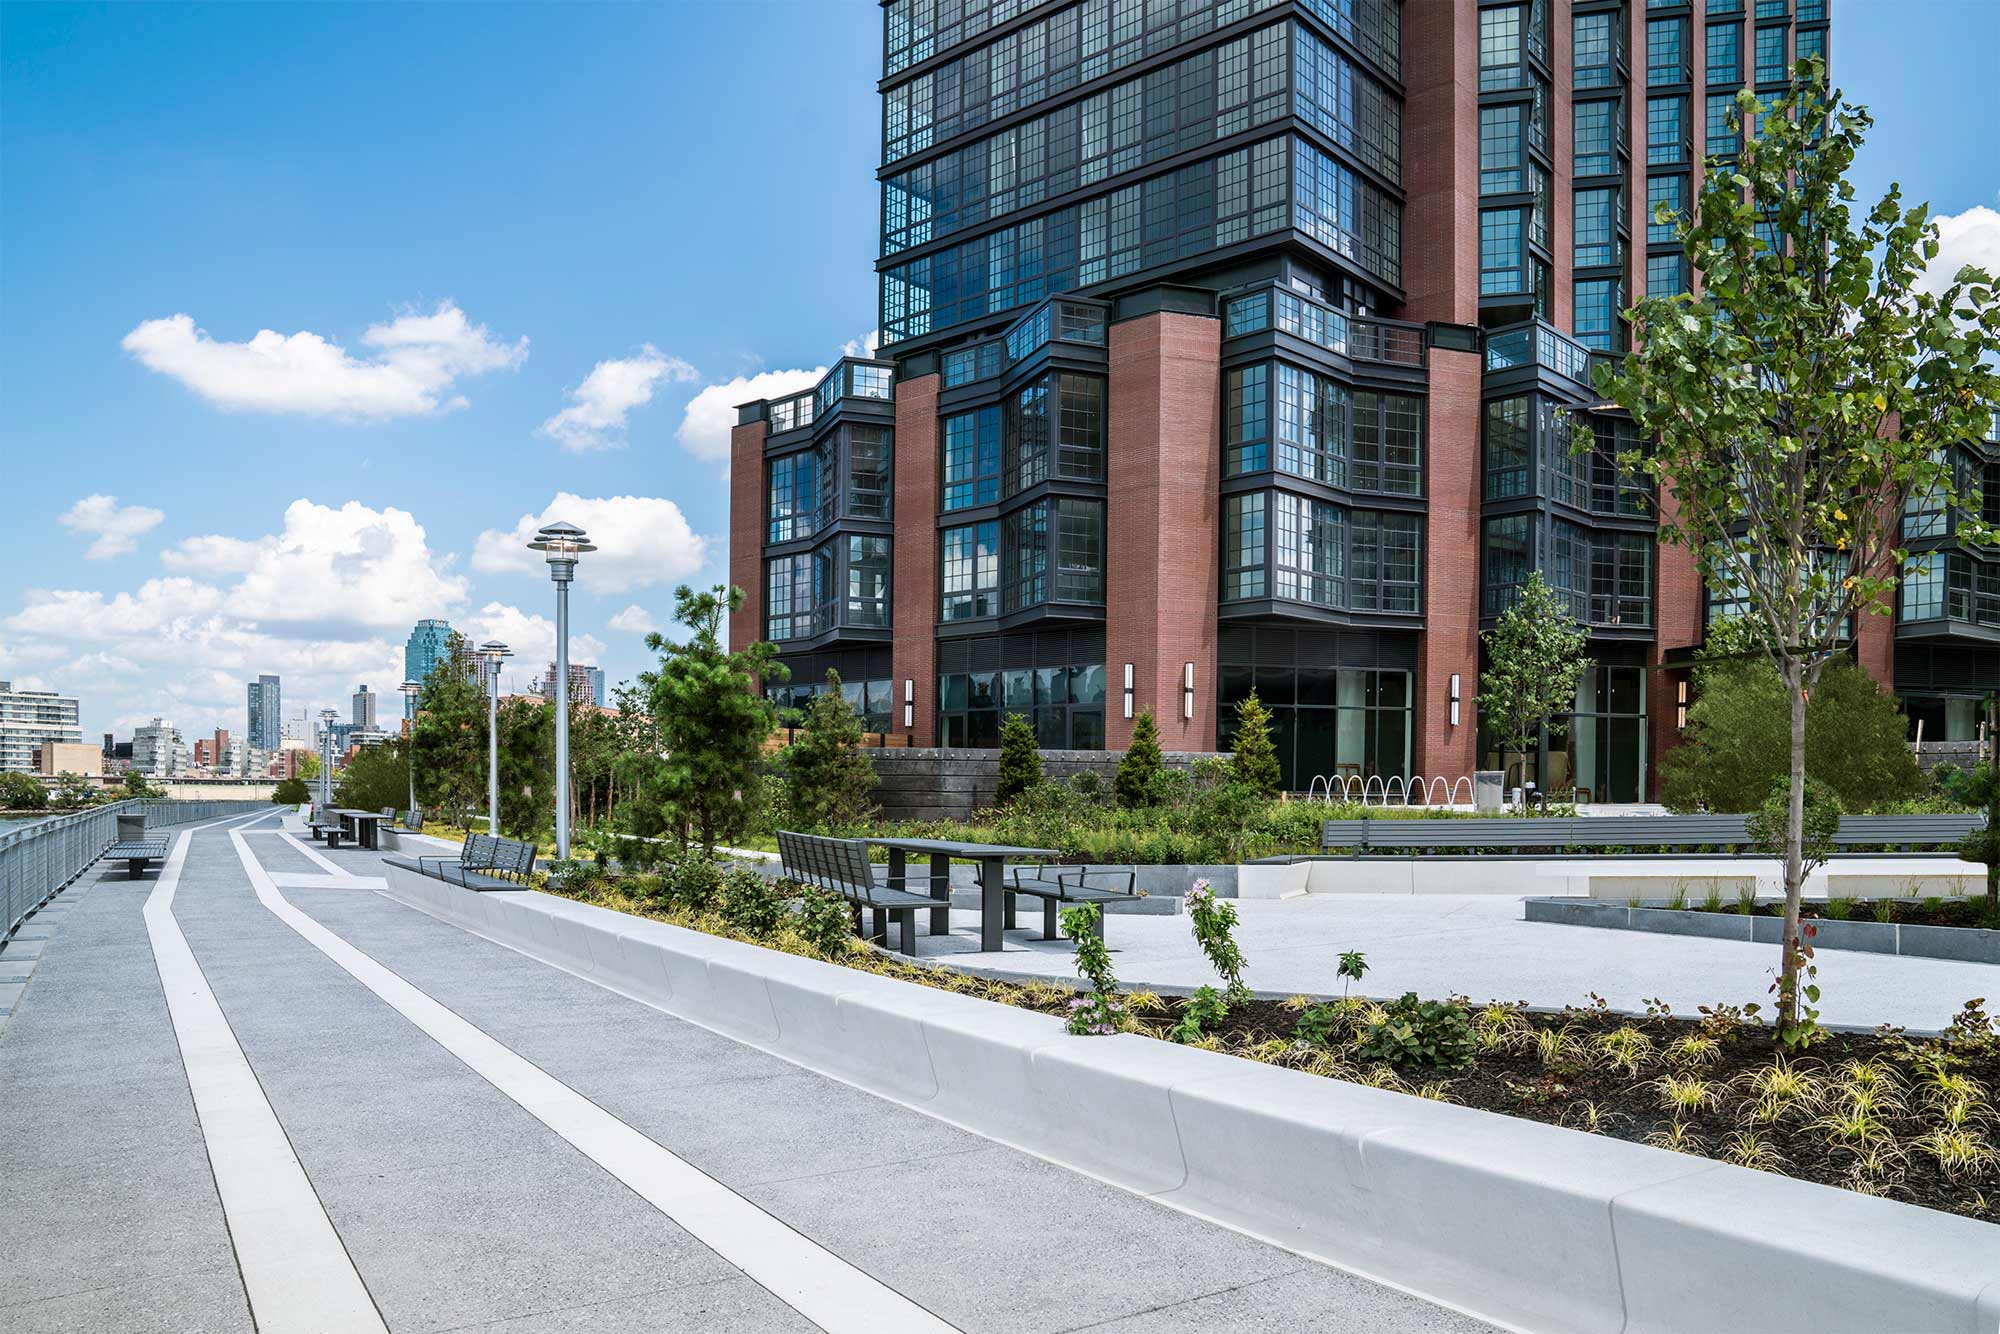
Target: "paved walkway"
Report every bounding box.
[0,811,1489,1334]
[940,893,1995,1031]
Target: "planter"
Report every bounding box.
[1526,897,2000,965]
[382,864,2000,1334]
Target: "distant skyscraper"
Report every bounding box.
[541,662,605,709]
[352,684,377,728]
[0,680,84,775]
[404,619,455,714]
[246,674,281,752]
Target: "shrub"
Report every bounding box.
[545,859,598,897]
[996,713,1043,803]
[0,772,48,810]
[662,854,725,913]
[1168,984,1229,1044]
[717,866,786,936]
[1357,993,1476,1070]
[1184,878,1248,1002]
[271,776,310,805]
[1115,712,1163,808]
[1230,691,1283,798]
[1294,1002,1348,1048]
[1745,775,1842,875]
[793,882,856,958]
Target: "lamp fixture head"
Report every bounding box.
[527,521,595,582]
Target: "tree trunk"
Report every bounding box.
[1778,657,1807,1040]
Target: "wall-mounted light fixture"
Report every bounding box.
[903,678,914,730]
[1182,662,1195,721]
[1122,663,1135,720]
[1676,680,1688,730]
[1448,673,1461,727]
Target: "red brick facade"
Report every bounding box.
[891,373,941,745]
[1399,0,1478,326]
[1104,311,1222,752]
[1415,346,1483,779]
[727,418,767,654]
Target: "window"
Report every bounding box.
[1706,22,1741,83]
[1291,139,1404,289]
[1709,0,1743,11]
[1004,378,1050,495]
[1055,374,1105,480]
[1575,278,1622,351]
[1056,498,1105,602]
[1647,253,1688,298]
[846,537,890,627]
[942,407,1000,510]
[1481,208,1526,296]
[1274,492,1344,607]
[1573,12,1615,88]
[766,550,830,642]
[1352,391,1424,496]
[1479,6,1524,91]
[1646,18,1684,84]
[1484,396,1532,500]
[1223,492,1267,599]
[1795,26,1824,65]
[1276,364,1349,486]
[1647,173,1684,245]
[766,449,821,543]
[1900,556,1944,621]
[1004,504,1049,610]
[1647,96,1686,166]
[1295,22,1403,185]
[1480,104,1524,195]
[940,522,999,620]
[1482,515,1536,614]
[1226,364,1270,475]
[1574,188,1617,268]
[1349,511,1420,612]
[1755,25,1786,82]
[1706,94,1740,156]
[1574,99,1617,177]
[1216,657,1413,788]
[847,426,891,520]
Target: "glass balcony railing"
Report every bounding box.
[1484,320,1596,386]
[767,358,896,433]
[1223,285,1426,367]
[941,296,1107,389]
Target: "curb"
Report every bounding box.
[380,865,2000,1334]
[1526,896,2000,964]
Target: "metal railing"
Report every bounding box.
[1,798,272,942]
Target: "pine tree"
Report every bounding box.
[1115,711,1163,808]
[1231,691,1282,798]
[996,713,1043,803]
[784,671,877,831]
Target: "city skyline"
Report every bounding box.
[3,1,1995,741]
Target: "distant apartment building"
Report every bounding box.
[352,684,378,729]
[246,674,282,752]
[541,662,606,709]
[131,719,183,778]
[0,680,84,775]
[405,618,456,713]
[193,739,214,768]
[34,741,102,779]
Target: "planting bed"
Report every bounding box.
[1696,897,2000,929]
[548,878,2000,1223]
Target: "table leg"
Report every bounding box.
[929,859,950,936]
[129,859,143,879]
[980,858,1004,951]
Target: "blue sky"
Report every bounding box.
[2,0,1996,739]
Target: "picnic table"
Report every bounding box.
[868,837,1060,952]
[330,809,387,851]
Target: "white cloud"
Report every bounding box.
[460,602,608,689]
[539,344,699,452]
[121,300,526,418]
[1918,204,2000,302]
[676,365,826,463]
[59,494,165,559]
[470,492,709,594]
[607,604,659,634]
[841,329,882,358]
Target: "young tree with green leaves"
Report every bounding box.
[633,584,785,854]
[0,772,48,810]
[785,671,878,830]
[409,633,486,826]
[1230,691,1282,798]
[272,776,310,806]
[121,769,160,799]
[1590,62,2000,1040]
[494,696,555,840]
[333,737,413,813]
[1477,570,1591,794]
[995,712,1043,804]
[52,772,95,810]
[1115,710,1163,808]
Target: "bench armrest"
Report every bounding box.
[1059,868,1138,896]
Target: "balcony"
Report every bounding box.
[1485,320,1596,387]
[1224,285,1426,368]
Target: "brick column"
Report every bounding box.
[892,373,940,745]
[727,418,767,653]
[1855,593,1895,691]
[1399,0,1479,326]
[1648,488,1703,795]
[1105,311,1221,752]
[1415,345,1482,780]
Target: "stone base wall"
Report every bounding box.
[867,748,1226,822]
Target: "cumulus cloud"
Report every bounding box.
[460,602,608,688]
[841,329,883,358]
[539,344,699,451]
[1917,204,2000,302]
[607,604,659,635]
[59,494,165,559]
[121,300,526,418]
[470,492,709,594]
[677,365,826,463]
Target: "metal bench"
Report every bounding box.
[408,833,538,888]
[1006,864,1138,942]
[307,806,345,845]
[777,830,937,957]
[103,838,167,879]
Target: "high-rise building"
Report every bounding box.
[404,619,456,714]
[352,684,378,729]
[246,674,282,753]
[540,663,606,709]
[131,719,182,778]
[729,0,1841,799]
[0,680,84,775]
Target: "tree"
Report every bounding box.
[1590,61,2000,1039]
[1660,631,1924,813]
[272,776,311,805]
[52,772,95,810]
[495,696,555,840]
[409,633,486,826]
[297,752,321,782]
[1231,691,1282,798]
[1478,571,1591,792]
[784,671,878,830]
[1115,711,1163,808]
[1951,696,2000,917]
[121,769,159,799]
[0,772,49,810]
[632,584,785,854]
[334,738,413,814]
[995,712,1043,804]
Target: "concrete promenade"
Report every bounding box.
[0,810,1489,1334]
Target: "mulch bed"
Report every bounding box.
[1684,899,2000,930]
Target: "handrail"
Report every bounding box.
[1,798,271,941]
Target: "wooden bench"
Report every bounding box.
[1007,865,1139,942]
[103,838,167,879]
[777,831,938,957]
[409,833,538,889]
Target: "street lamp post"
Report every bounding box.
[479,641,512,835]
[318,708,338,810]
[399,679,422,821]
[526,521,594,861]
